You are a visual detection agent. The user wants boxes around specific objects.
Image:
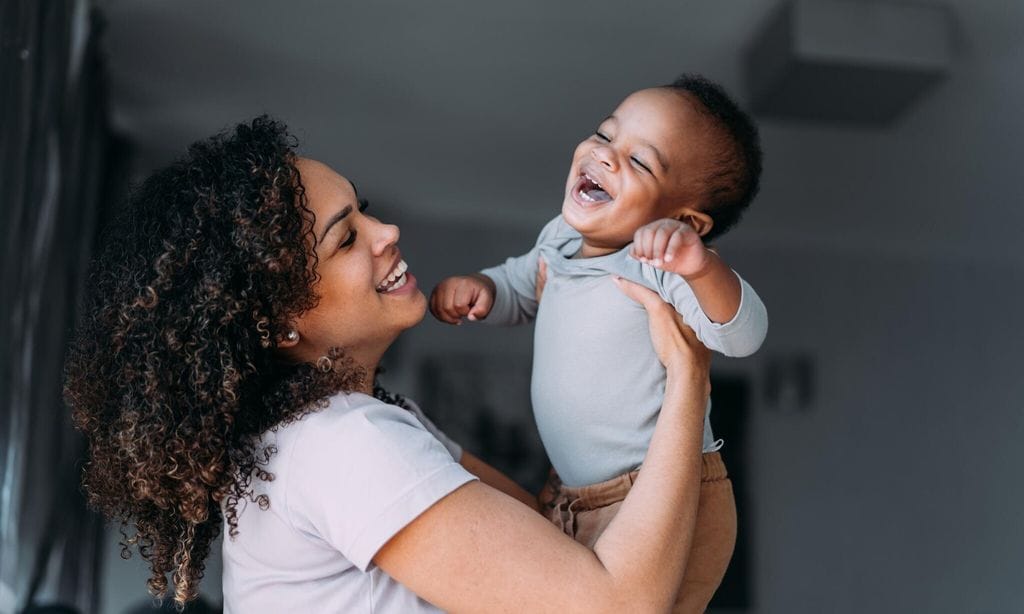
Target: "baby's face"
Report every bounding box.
[562,88,715,255]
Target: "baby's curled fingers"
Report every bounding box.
[663,223,700,263]
[441,285,467,325]
[467,288,493,321]
[631,226,653,262]
[430,288,459,325]
[452,284,476,317]
[650,221,675,264]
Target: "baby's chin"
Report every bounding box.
[560,199,631,253]
[560,197,587,233]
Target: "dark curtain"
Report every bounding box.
[1,0,121,612]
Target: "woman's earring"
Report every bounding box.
[286,330,299,342]
[316,356,333,373]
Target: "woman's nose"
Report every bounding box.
[591,145,618,171]
[372,219,400,255]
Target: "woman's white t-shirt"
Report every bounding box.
[222,391,476,613]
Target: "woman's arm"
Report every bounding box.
[460,451,541,512]
[375,278,710,613]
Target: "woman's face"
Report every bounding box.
[286,158,426,367]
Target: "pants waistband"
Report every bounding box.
[548,451,728,511]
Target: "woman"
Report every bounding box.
[64,117,712,613]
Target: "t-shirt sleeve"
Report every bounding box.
[285,400,478,571]
[403,398,463,461]
[478,215,563,326]
[658,269,769,358]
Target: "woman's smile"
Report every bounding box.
[375,258,417,295]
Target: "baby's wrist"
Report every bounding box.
[469,272,496,294]
[681,249,718,282]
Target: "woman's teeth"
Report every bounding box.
[377,260,409,293]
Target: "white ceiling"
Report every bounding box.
[99,0,1024,264]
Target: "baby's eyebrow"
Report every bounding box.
[646,145,669,172]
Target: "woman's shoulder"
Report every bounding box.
[292,390,417,432]
[285,391,433,463]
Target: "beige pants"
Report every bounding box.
[538,452,737,614]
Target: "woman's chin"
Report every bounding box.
[397,291,428,331]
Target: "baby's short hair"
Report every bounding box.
[664,74,762,242]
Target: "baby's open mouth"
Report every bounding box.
[573,171,612,205]
[376,259,409,293]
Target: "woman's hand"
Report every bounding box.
[376,273,712,614]
[612,276,710,390]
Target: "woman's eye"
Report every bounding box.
[358,198,369,212]
[594,131,611,142]
[631,156,653,174]
[339,229,357,249]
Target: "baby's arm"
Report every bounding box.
[632,218,767,357]
[431,216,563,326]
[631,219,740,323]
[430,251,539,325]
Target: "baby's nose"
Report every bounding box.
[591,146,617,170]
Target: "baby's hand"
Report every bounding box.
[430,274,496,325]
[630,218,712,278]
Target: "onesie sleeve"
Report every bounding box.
[285,399,477,571]
[477,215,563,326]
[659,269,768,357]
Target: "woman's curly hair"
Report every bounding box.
[64,117,366,606]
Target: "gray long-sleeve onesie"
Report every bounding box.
[480,215,768,487]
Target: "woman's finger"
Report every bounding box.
[535,257,548,303]
[612,276,663,309]
[613,276,709,371]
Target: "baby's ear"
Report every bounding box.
[676,208,714,238]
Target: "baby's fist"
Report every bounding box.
[629,218,712,277]
[430,274,496,325]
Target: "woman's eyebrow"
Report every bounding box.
[319,204,353,242]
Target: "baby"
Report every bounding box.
[431,74,767,613]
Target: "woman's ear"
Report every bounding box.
[676,209,714,238]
